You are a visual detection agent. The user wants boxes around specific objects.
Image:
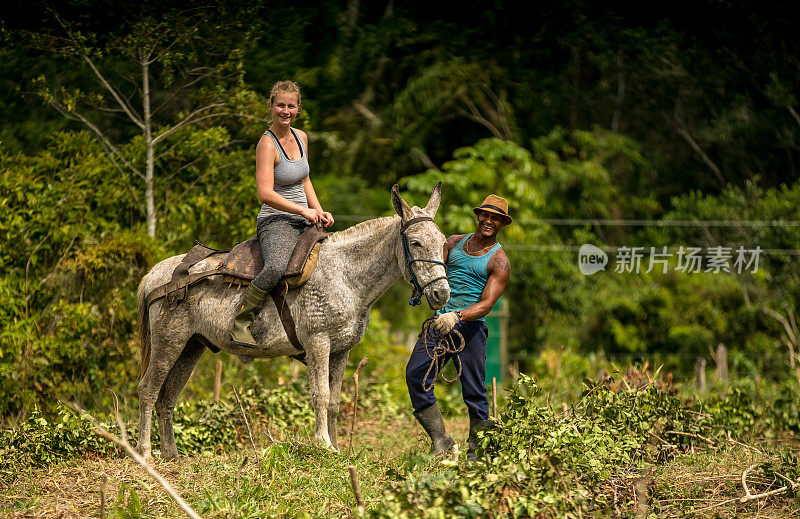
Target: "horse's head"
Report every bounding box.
[391,182,450,310]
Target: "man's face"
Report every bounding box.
[475,210,507,239]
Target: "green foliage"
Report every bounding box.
[532,127,661,223]
[0,379,315,475]
[372,468,487,519]
[0,132,157,418]
[371,373,800,518]
[110,484,150,519]
[0,403,112,477]
[167,381,316,456]
[404,137,545,237]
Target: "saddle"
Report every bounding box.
[144,225,329,353]
[218,226,327,287]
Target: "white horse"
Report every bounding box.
[136,183,449,459]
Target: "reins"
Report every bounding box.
[400,216,447,307]
[420,316,466,391]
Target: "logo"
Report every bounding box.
[578,244,608,275]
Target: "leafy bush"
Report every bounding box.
[167,379,317,455]
[371,372,800,518]
[0,403,113,477]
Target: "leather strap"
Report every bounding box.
[170,241,222,280]
[145,242,224,308]
[401,216,435,232]
[146,270,237,308]
[270,282,304,353]
[400,216,445,306]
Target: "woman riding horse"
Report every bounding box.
[229,81,334,348]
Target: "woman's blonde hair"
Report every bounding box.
[269,80,302,107]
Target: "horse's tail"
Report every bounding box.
[137,276,151,382]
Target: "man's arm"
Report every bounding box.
[459,248,510,321]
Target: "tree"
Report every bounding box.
[30,7,266,237]
[666,180,800,381]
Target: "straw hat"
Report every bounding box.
[473,194,512,224]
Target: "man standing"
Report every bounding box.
[406,194,512,459]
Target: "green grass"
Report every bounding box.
[0,411,463,519]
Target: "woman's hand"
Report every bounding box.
[300,207,320,224]
[318,211,335,228]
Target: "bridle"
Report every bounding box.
[400,216,447,306]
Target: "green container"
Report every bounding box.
[485,297,508,385]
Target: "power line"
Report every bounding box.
[503,244,800,256]
[332,215,800,254]
[334,215,800,227]
[517,218,800,227]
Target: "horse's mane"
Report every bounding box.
[326,215,398,245]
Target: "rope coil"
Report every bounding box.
[420,316,466,392]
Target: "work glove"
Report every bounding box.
[432,311,460,335]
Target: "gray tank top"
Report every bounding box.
[257,128,310,219]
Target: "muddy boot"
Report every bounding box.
[467,417,496,462]
[413,404,455,455]
[228,283,268,348]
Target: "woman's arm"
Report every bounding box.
[296,130,334,227]
[255,135,319,222]
[301,176,335,227]
[302,175,323,212]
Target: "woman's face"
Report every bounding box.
[271,92,300,127]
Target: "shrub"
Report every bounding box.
[0,403,113,477]
[370,372,800,518]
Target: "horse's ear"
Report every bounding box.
[391,184,411,219]
[424,181,442,216]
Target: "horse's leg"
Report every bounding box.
[155,338,206,460]
[305,334,333,448]
[326,349,350,451]
[137,317,191,460]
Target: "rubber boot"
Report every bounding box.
[467,417,496,462]
[228,283,268,348]
[413,404,455,455]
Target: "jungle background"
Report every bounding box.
[3,0,800,517]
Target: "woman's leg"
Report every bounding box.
[230,214,308,347]
[252,215,308,292]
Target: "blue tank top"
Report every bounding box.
[439,234,502,321]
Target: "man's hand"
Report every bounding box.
[432,312,460,335]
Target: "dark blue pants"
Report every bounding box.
[405,320,489,420]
